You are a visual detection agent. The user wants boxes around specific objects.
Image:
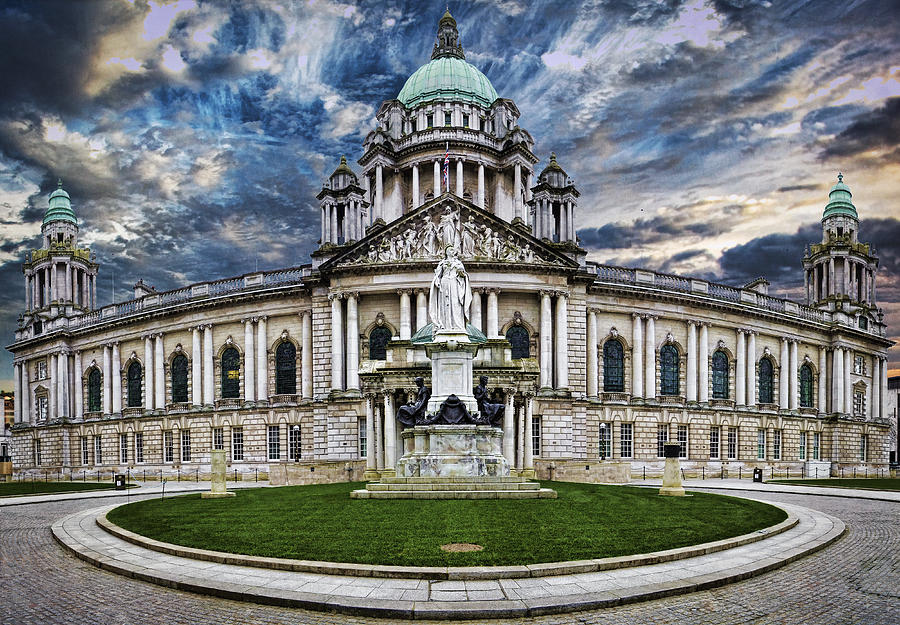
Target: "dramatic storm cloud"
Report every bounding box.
[1,0,899,387]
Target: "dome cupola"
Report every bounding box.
[43,180,77,226]
[823,173,857,220]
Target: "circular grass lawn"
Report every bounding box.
[106,481,786,567]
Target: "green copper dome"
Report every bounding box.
[822,173,857,219]
[398,56,498,108]
[43,180,77,226]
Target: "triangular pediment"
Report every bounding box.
[321,193,577,271]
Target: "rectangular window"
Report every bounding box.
[81,436,89,465]
[656,424,669,458]
[358,419,367,458]
[619,423,633,458]
[232,427,244,461]
[860,434,867,461]
[37,396,48,421]
[289,424,301,461]
[813,432,821,460]
[95,436,103,465]
[709,426,720,459]
[120,433,128,464]
[34,439,41,465]
[37,360,47,380]
[853,390,866,417]
[163,431,173,463]
[136,433,144,464]
[757,429,766,460]
[181,430,191,462]
[773,429,782,460]
[799,431,806,460]
[426,113,433,128]
[677,425,688,458]
[727,427,737,460]
[212,427,224,451]
[267,425,281,461]
[462,113,469,128]
[410,119,417,133]
[598,422,611,458]
[444,111,452,126]
[532,416,542,458]
[853,355,865,375]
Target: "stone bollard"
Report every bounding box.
[658,442,685,497]
[201,449,236,499]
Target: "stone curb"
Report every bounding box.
[96,510,798,580]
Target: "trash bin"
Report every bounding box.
[752,468,763,483]
[115,474,126,490]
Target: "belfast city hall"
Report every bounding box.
[7,11,893,482]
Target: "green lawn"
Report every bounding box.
[0,481,122,497]
[768,478,900,492]
[107,481,787,567]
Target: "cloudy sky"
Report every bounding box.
[1,0,898,389]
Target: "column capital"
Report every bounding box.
[141,333,154,340]
[632,312,642,319]
[298,309,312,318]
[241,317,254,324]
[382,389,394,398]
[539,289,554,298]
[686,319,697,327]
[328,291,344,301]
[396,288,411,296]
[504,387,516,396]
[415,288,427,295]
[345,291,359,301]
[642,313,657,320]
[202,323,212,330]
[523,391,535,399]
[554,290,569,299]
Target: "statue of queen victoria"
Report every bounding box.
[428,246,472,332]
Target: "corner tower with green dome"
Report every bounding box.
[803,174,879,328]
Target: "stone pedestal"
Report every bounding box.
[201,449,235,498]
[397,425,509,478]
[659,443,685,496]
[424,332,480,415]
[805,460,832,479]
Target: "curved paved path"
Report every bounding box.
[2,488,898,624]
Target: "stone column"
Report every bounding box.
[632,314,644,399]
[103,345,112,414]
[477,163,485,208]
[699,323,709,403]
[154,334,165,409]
[523,394,534,476]
[433,160,440,197]
[411,163,419,208]
[91,274,97,309]
[48,354,57,419]
[644,315,656,399]
[515,395,524,471]
[818,346,827,413]
[526,170,533,204]
[779,338,790,410]
[320,206,327,245]
[533,201,541,238]
[513,163,522,220]
[73,351,82,420]
[540,291,553,388]
[191,327,202,406]
[330,293,344,391]
[735,330,746,407]
[833,346,843,413]
[555,292,569,389]
[746,331,756,407]
[256,316,268,401]
[375,402,384,471]
[569,201,576,241]
[364,395,377,478]
[111,343,122,413]
[416,289,428,331]
[382,390,396,475]
[346,293,360,391]
[65,263,71,302]
[587,310,598,397]
[202,325,214,406]
[398,290,411,340]
[502,390,515,466]
[331,202,339,244]
[686,321,697,402]
[843,348,852,415]
[243,319,255,401]
[58,351,68,418]
[828,257,835,296]
[470,289,482,333]
[872,356,880,419]
[301,311,312,399]
[560,201,569,243]
[21,362,30,423]
[144,335,155,410]
[13,361,20,423]
[456,159,463,197]
[880,357,888,421]
[375,164,383,222]
[486,289,499,338]
[789,340,799,411]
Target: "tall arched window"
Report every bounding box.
[126,362,142,408]
[275,342,297,394]
[660,345,679,396]
[369,327,392,360]
[603,340,624,392]
[171,354,188,403]
[221,348,240,399]
[758,358,774,404]
[87,369,102,412]
[712,350,729,399]
[506,326,530,359]
[799,363,814,408]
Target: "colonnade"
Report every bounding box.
[806,257,874,304]
[321,199,365,245]
[538,290,568,389]
[25,262,96,310]
[532,198,575,243]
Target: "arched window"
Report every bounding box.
[712,350,729,399]
[758,358,774,404]
[126,362,142,408]
[660,345,679,396]
[799,363,814,408]
[603,340,624,392]
[87,369,102,413]
[275,342,297,394]
[171,354,188,403]
[369,327,392,360]
[506,326,530,359]
[221,348,240,399]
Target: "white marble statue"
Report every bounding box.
[428,246,472,331]
[437,206,460,251]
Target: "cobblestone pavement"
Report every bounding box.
[2,490,897,625]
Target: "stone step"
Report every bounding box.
[350,488,558,500]
[377,476,530,484]
[366,481,541,491]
